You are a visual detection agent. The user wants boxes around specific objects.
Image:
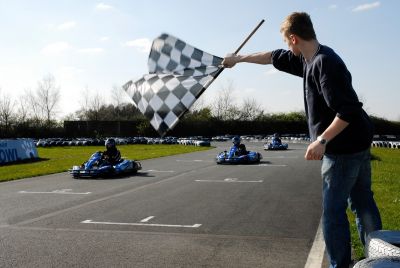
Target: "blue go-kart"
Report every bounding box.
[216,146,262,164]
[264,140,288,150]
[69,151,141,178]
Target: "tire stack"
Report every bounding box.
[354,230,400,267]
[371,141,400,149]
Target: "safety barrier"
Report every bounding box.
[372,141,400,149]
[0,139,39,164]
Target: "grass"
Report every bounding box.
[348,147,400,260]
[0,144,212,182]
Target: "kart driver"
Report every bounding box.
[232,136,247,156]
[272,133,282,144]
[102,138,121,164]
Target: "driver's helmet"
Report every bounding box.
[273,133,280,138]
[232,136,241,145]
[105,138,116,150]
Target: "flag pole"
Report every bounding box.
[200,19,265,92]
[232,19,265,55]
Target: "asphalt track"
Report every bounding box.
[0,141,323,268]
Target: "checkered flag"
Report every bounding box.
[123,33,222,136]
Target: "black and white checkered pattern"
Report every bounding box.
[123,33,222,136]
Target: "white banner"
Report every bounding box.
[0,139,38,164]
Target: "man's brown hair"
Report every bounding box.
[280,12,316,40]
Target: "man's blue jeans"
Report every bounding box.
[321,148,382,268]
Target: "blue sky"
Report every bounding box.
[0,1,399,121]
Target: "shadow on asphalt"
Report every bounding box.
[72,171,155,180]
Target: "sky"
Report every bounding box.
[0,0,399,121]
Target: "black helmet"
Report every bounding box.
[105,138,116,149]
[274,133,280,138]
[232,136,241,145]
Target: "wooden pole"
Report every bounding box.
[201,19,265,91]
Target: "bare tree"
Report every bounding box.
[35,74,61,125]
[79,86,91,116]
[239,97,263,120]
[24,88,42,123]
[88,93,105,121]
[15,94,29,123]
[0,89,15,135]
[212,80,239,120]
[111,85,126,108]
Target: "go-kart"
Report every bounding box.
[216,146,262,164]
[69,151,141,178]
[264,140,288,150]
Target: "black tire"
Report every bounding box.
[366,230,400,258]
[353,257,400,268]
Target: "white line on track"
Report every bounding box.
[262,156,298,158]
[176,159,202,162]
[176,160,213,163]
[256,164,287,167]
[195,178,263,183]
[81,219,201,228]
[304,218,325,268]
[140,216,155,223]
[19,189,91,195]
[144,169,174,173]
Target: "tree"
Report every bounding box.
[36,74,61,125]
[239,97,263,121]
[111,85,126,108]
[212,80,239,120]
[25,88,42,124]
[184,106,213,121]
[87,93,105,121]
[0,89,15,136]
[15,94,30,123]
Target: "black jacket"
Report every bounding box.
[102,148,121,164]
[271,45,373,154]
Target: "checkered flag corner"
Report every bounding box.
[123,33,222,137]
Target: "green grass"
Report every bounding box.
[0,144,212,182]
[348,147,400,260]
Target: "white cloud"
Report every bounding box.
[95,3,114,11]
[41,42,71,55]
[124,38,152,53]
[352,2,380,12]
[78,48,104,54]
[57,21,77,31]
[329,4,338,9]
[56,66,85,80]
[100,36,110,42]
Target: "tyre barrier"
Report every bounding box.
[353,257,400,268]
[372,141,400,149]
[365,230,400,258]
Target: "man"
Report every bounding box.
[232,136,247,156]
[102,138,121,165]
[272,133,282,145]
[222,12,382,268]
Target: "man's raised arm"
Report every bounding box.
[221,51,272,68]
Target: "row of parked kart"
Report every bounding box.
[35,137,212,147]
[69,139,288,178]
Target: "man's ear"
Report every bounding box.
[290,34,298,45]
